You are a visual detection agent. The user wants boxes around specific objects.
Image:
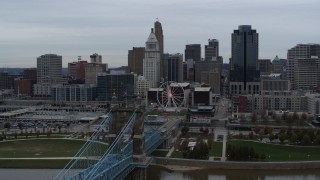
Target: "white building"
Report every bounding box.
[136,75,150,97]
[306,93,320,115]
[143,28,160,88]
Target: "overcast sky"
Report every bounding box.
[0,0,319,68]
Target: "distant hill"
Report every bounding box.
[0,68,25,75]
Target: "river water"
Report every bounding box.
[1,167,320,180]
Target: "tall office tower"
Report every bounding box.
[143,28,160,88]
[34,54,63,96]
[229,25,260,95]
[287,44,320,90]
[205,39,219,61]
[128,47,145,75]
[163,53,183,82]
[185,44,201,62]
[90,53,102,64]
[154,21,164,79]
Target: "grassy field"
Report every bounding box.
[229,140,320,161]
[151,150,168,157]
[170,151,183,158]
[0,159,70,169]
[0,139,86,158]
[209,142,223,157]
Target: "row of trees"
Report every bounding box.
[179,137,209,159]
[244,127,320,145]
[246,111,309,123]
[226,144,266,161]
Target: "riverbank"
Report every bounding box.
[154,157,320,170]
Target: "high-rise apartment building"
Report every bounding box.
[229,25,260,95]
[128,47,145,75]
[90,53,102,64]
[185,44,201,62]
[287,44,320,90]
[154,21,164,79]
[143,28,160,88]
[34,54,63,96]
[163,53,183,82]
[205,39,219,61]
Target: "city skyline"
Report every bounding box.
[0,0,319,68]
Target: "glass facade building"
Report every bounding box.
[230,25,260,87]
[97,74,134,101]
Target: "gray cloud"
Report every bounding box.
[0,0,319,67]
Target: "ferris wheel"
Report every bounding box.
[157,81,185,111]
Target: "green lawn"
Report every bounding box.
[151,150,168,157]
[209,142,223,157]
[0,159,69,169]
[228,140,320,161]
[0,139,87,158]
[170,151,183,158]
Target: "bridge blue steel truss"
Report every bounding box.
[54,110,113,180]
[54,109,176,180]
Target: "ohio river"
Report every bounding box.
[1,167,320,180]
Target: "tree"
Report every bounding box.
[292,111,299,121]
[4,122,11,131]
[269,133,275,142]
[249,132,254,140]
[17,122,23,130]
[261,110,268,122]
[181,126,189,136]
[301,113,308,121]
[279,133,287,144]
[251,112,257,122]
[259,129,264,141]
[57,124,62,133]
[267,128,273,135]
[301,134,311,145]
[207,133,214,150]
[253,127,260,135]
[281,113,288,121]
[179,139,189,151]
[290,133,297,144]
[315,134,320,145]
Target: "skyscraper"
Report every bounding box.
[163,53,183,82]
[143,28,160,88]
[34,54,63,96]
[205,39,219,61]
[185,44,201,62]
[287,44,320,90]
[154,21,164,79]
[128,47,145,75]
[229,25,260,95]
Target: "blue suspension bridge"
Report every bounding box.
[54,108,179,180]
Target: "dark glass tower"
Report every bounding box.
[185,44,201,62]
[230,25,260,90]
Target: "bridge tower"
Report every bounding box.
[112,108,147,180]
